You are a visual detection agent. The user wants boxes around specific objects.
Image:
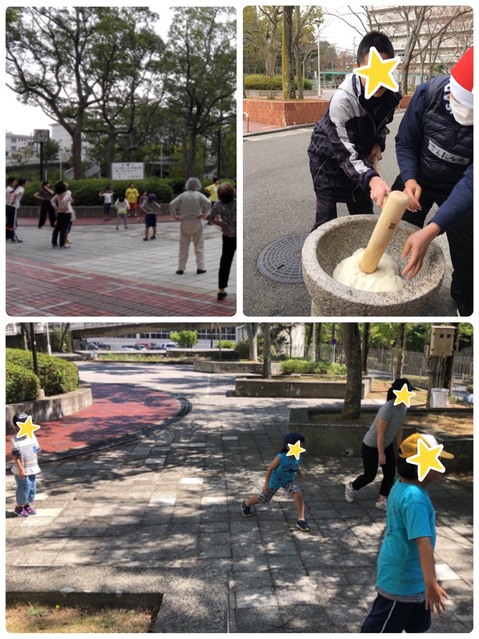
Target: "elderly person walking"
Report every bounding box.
[169,177,211,275]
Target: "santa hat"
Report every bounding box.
[450,46,474,109]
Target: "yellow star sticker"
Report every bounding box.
[286,440,306,461]
[393,383,415,408]
[353,46,400,99]
[406,437,446,482]
[16,415,41,439]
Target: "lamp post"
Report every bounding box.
[313,19,322,98]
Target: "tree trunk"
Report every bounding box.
[341,324,362,418]
[444,328,460,394]
[293,7,303,99]
[394,324,407,379]
[246,323,259,362]
[282,7,295,99]
[262,323,272,378]
[361,323,370,375]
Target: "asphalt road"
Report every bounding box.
[243,113,455,317]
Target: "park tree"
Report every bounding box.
[163,7,236,178]
[6,7,163,179]
[282,6,295,99]
[243,6,283,80]
[246,323,260,362]
[341,323,362,418]
[169,330,198,348]
[262,323,272,378]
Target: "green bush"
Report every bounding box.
[6,349,79,396]
[169,330,198,348]
[6,361,41,404]
[280,359,346,375]
[217,340,235,349]
[234,340,251,360]
[245,74,312,91]
[21,178,174,206]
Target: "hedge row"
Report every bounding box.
[6,349,80,402]
[245,74,313,91]
[280,359,347,375]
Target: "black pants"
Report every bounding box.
[39,201,56,228]
[218,235,237,289]
[392,174,473,314]
[52,213,72,247]
[6,205,16,240]
[351,442,396,497]
[312,192,373,231]
[361,594,431,633]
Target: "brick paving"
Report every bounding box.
[6,363,473,633]
[6,218,236,317]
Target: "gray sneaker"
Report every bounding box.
[375,500,387,511]
[344,482,354,503]
[241,502,252,517]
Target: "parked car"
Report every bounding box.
[134,343,151,350]
[85,342,99,350]
[159,342,179,350]
[121,345,136,351]
[90,341,111,350]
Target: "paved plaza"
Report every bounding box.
[6,217,236,317]
[6,363,473,633]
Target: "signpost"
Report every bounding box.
[111,162,145,180]
[34,129,50,180]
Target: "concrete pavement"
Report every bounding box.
[6,217,236,317]
[6,363,473,632]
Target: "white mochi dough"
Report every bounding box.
[333,248,406,292]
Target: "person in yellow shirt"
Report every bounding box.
[125,182,139,217]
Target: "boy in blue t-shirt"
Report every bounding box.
[361,433,454,633]
[10,412,42,517]
[241,432,310,532]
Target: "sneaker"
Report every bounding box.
[143,238,148,241]
[176,270,184,275]
[197,269,207,274]
[375,500,387,511]
[296,519,310,532]
[344,482,355,503]
[150,236,156,240]
[24,504,36,515]
[14,507,29,517]
[241,502,252,517]
[65,239,73,244]
[59,245,71,249]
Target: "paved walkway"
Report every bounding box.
[6,364,473,633]
[6,217,236,317]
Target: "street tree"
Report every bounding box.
[341,323,362,418]
[282,6,295,99]
[6,7,163,179]
[163,7,236,178]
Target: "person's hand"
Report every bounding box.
[378,453,386,466]
[404,179,422,211]
[19,469,26,480]
[369,176,391,208]
[402,224,441,280]
[425,582,449,613]
[263,485,270,494]
[368,144,382,162]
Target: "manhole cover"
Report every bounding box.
[257,233,309,283]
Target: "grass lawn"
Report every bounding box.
[6,603,154,633]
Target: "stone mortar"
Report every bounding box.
[302,215,446,316]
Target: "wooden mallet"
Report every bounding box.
[359,157,410,274]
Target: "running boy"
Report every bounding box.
[361,433,453,633]
[241,432,310,532]
[10,412,42,517]
[308,31,401,230]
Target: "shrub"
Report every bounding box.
[280,359,346,375]
[234,340,251,360]
[6,349,79,396]
[22,178,173,206]
[6,362,41,404]
[169,330,198,348]
[244,74,313,91]
[217,340,235,349]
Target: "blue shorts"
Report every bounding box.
[145,213,157,228]
[258,481,300,503]
[361,594,431,633]
[15,474,37,505]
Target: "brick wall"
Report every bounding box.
[244,99,329,127]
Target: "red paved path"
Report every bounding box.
[6,383,184,457]
[6,256,235,317]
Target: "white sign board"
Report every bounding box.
[111,162,144,180]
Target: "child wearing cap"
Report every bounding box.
[140,193,161,241]
[345,378,414,510]
[361,433,453,633]
[10,412,42,517]
[241,432,310,532]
